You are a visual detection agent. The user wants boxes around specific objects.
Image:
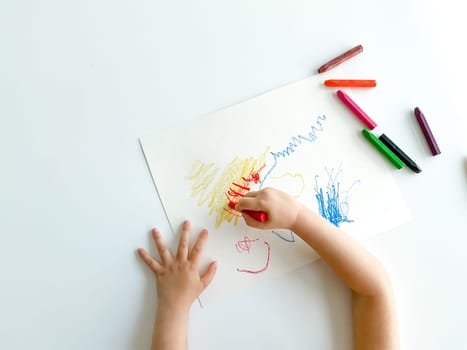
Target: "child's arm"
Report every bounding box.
[137,220,217,350]
[236,188,399,350]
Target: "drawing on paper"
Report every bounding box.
[235,238,271,275]
[314,166,360,227]
[225,164,266,215]
[270,230,295,242]
[269,172,305,197]
[140,74,412,305]
[261,114,327,186]
[185,115,328,229]
[185,148,269,227]
[235,236,259,253]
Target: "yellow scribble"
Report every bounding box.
[186,147,269,227]
[270,172,305,197]
[185,161,220,206]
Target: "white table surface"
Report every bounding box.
[1,1,466,349]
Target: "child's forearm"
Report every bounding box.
[292,205,390,296]
[237,189,398,348]
[152,305,189,350]
[292,204,399,349]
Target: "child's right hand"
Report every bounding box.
[235,188,303,230]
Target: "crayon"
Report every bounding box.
[324,79,376,88]
[414,107,441,156]
[361,129,404,169]
[336,90,377,130]
[318,45,363,73]
[228,202,267,222]
[243,210,267,222]
[379,134,422,173]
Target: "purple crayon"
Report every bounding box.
[414,107,441,156]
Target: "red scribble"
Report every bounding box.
[235,236,259,253]
[241,164,266,184]
[232,182,250,191]
[236,241,271,274]
[225,164,266,211]
[227,189,244,197]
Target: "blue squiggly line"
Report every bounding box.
[270,230,295,242]
[261,115,327,187]
[314,172,354,227]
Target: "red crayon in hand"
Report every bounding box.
[228,202,267,222]
[243,210,267,222]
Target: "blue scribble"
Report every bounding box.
[271,230,295,242]
[314,166,359,227]
[261,115,327,187]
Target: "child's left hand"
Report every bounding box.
[138,220,217,313]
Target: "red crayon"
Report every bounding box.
[228,202,267,222]
[243,210,267,222]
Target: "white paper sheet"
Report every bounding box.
[140,76,410,305]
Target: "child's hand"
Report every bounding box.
[235,187,303,231]
[137,220,217,313]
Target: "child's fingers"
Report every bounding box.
[176,220,191,261]
[189,229,208,265]
[152,228,173,265]
[200,261,217,289]
[243,191,259,198]
[137,248,163,274]
[235,197,264,212]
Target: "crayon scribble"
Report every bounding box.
[269,172,305,197]
[271,230,295,242]
[236,240,271,275]
[185,148,269,227]
[235,236,259,253]
[225,164,266,213]
[261,115,327,187]
[314,166,360,227]
[185,161,220,203]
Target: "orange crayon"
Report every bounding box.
[324,79,377,88]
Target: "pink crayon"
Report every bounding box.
[336,90,378,130]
